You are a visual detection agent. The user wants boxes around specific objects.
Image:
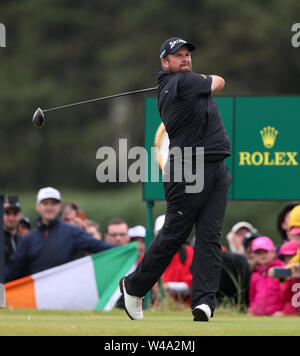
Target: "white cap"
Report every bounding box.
[226,221,257,255]
[37,187,62,204]
[129,225,146,239]
[154,214,165,234]
[229,221,257,235]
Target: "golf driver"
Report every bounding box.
[32,86,157,128]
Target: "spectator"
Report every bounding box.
[242,231,264,272]
[277,240,300,265]
[288,205,300,242]
[3,196,22,264]
[226,221,257,255]
[72,219,103,260]
[269,240,300,316]
[105,218,130,245]
[60,201,88,230]
[4,187,114,282]
[162,245,194,303]
[18,216,31,237]
[86,220,102,241]
[217,250,250,309]
[243,232,261,260]
[128,225,146,257]
[249,236,284,316]
[276,203,298,243]
[61,201,79,223]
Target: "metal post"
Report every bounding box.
[144,200,154,309]
[145,201,154,250]
[0,194,6,307]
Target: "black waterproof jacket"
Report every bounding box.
[156,69,231,158]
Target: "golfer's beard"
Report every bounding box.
[180,64,192,72]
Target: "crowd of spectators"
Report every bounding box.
[2,187,300,316]
[224,204,300,316]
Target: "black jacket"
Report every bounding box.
[5,217,115,282]
[4,230,20,265]
[218,251,251,308]
[156,69,231,158]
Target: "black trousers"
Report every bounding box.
[126,159,231,314]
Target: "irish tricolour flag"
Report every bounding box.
[5,243,138,310]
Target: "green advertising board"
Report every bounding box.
[234,97,300,200]
[144,96,300,201]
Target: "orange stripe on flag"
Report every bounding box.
[5,276,37,309]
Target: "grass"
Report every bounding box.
[0,308,300,336]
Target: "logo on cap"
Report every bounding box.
[169,39,186,50]
[160,50,166,59]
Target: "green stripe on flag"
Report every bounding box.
[92,242,139,310]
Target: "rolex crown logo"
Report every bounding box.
[260,126,278,149]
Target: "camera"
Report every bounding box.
[272,267,292,278]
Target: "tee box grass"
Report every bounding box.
[0,308,300,336]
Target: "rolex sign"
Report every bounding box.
[239,126,298,167]
[144,96,300,201]
[234,97,300,200]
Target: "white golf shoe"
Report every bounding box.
[119,277,144,320]
[192,304,212,322]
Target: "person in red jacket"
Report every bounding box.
[162,244,194,303]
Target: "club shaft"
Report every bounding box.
[43,87,157,113]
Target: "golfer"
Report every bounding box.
[120,37,231,321]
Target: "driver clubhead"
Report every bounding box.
[32,107,45,128]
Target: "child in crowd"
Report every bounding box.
[249,236,285,316]
[270,240,300,316]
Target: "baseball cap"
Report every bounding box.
[251,236,275,252]
[230,221,257,234]
[20,216,31,229]
[227,221,257,245]
[160,37,196,59]
[289,205,300,228]
[290,226,300,236]
[37,187,61,204]
[242,232,262,249]
[129,225,146,239]
[4,195,21,212]
[278,240,300,257]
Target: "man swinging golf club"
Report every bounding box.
[120,37,231,322]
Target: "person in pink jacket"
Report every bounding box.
[274,240,300,316]
[249,236,284,316]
